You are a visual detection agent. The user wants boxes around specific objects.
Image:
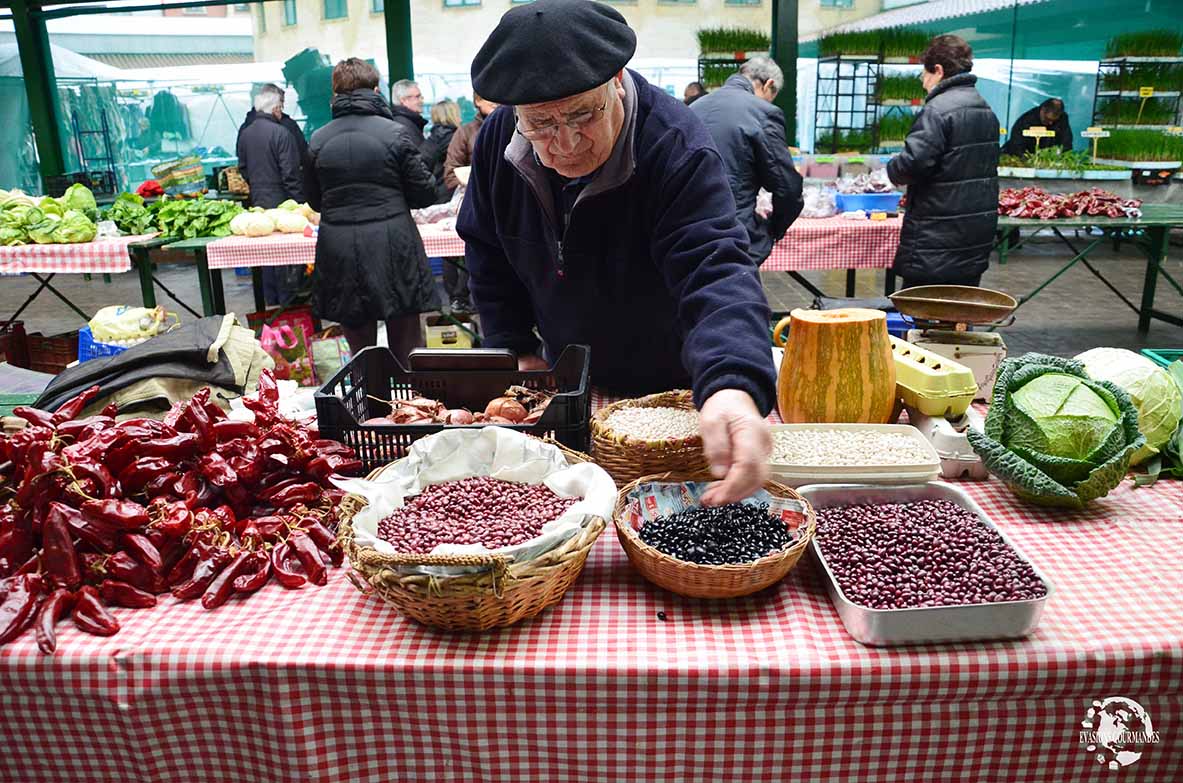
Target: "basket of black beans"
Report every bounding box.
[613,473,817,599]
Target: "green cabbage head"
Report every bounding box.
[61,183,98,222]
[1076,347,1183,465]
[968,353,1145,508]
[53,210,97,243]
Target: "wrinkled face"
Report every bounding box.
[475,97,499,117]
[400,85,424,114]
[921,64,944,93]
[515,76,626,178]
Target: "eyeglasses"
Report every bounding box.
[515,101,607,141]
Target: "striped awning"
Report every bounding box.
[803,0,1049,41]
[86,52,253,69]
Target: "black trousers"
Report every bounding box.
[442,257,469,304]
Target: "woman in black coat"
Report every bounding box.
[886,35,1000,288]
[305,58,439,359]
[421,99,460,204]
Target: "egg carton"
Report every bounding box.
[905,406,988,480]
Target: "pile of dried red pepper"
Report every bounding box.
[998,187,1142,220]
[0,370,362,654]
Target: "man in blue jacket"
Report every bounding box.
[457,0,776,505]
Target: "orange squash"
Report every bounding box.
[773,308,897,423]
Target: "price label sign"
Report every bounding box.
[870,211,888,221]
[1139,86,1155,98]
[1167,126,1183,136]
[1081,127,1111,139]
[1022,127,1056,138]
[999,127,1007,136]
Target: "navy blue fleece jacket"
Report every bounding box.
[456,70,777,414]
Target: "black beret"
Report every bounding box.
[471,0,637,105]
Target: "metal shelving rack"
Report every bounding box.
[1091,56,1183,129]
[813,55,880,154]
[697,50,769,93]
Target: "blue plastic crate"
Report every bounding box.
[885,312,914,338]
[835,192,903,214]
[429,257,444,277]
[77,325,131,363]
[1141,348,1181,368]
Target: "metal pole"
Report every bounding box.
[385,0,415,89]
[770,0,799,144]
[10,0,66,180]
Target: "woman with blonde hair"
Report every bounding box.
[304,57,439,359]
[422,98,461,204]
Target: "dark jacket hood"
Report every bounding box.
[331,89,394,120]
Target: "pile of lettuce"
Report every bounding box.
[102,192,157,236]
[0,185,99,246]
[155,196,243,239]
[968,353,1145,508]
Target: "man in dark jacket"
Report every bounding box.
[1002,98,1072,157]
[887,35,999,287]
[236,85,309,171]
[458,0,776,505]
[691,57,803,266]
[390,79,427,150]
[237,83,307,304]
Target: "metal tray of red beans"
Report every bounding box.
[796,482,1053,646]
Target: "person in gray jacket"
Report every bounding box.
[691,56,803,266]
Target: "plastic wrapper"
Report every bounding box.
[623,480,808,536]
[800,185,838,219]
[836,169,894,195]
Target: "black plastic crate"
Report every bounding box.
[315,345,591,472]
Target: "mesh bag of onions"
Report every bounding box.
[337,428,618,574]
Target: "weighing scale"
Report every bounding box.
[888,286,1018,480]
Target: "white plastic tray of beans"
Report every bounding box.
[797,482,1054,646]
[768,423,941,486]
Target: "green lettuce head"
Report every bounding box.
[0,226,25,246]
[53,210,97,243]
[38,197,63,218]
[26,213,61,244]
[61,183,98,221]
[968,353,1145,508]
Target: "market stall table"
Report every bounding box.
[0,235,157,326]
[763,215,902,298]
[994,204,1183,333]
[2,397,1181,781]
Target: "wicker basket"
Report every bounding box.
[591,390,709,486]
[337,442,605,631]
[613,473,816,599]
[218,166,250,196]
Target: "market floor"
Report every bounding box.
[3,236,1182,360]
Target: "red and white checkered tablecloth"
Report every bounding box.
[2,398,1181,782]
[204,226,467,270]
[0,234,155,275]
[763,216,902,272]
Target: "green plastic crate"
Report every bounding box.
[0,393,39,417]
[1141,349,1182,368]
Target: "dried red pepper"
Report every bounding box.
[270,542,307,589]
[12,406,55,429]
[232,552,271,594]
[99,580,157,608]
[52,386,102,425]
[171,548,232,601]
[36,588,75,654]
[72,586,120,637]
[42,503,82,589]
[200,550,256,610]
[81,499,150,530]
[0,526,35,578]
[267,482,321,509]
[0,573,44,645]
[300,520,344,567]
[121,533,163,576]
[213,420,258,441]
[286,532,327,586]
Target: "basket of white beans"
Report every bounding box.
[768,424,941,486]
[591,390,710,485]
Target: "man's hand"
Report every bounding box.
[517,354,549,371]
[698,389,771,506]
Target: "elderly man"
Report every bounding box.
[692,57,803,266]
[390,79,427,149]
[457,0,775,505]
[237,83,306,305]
